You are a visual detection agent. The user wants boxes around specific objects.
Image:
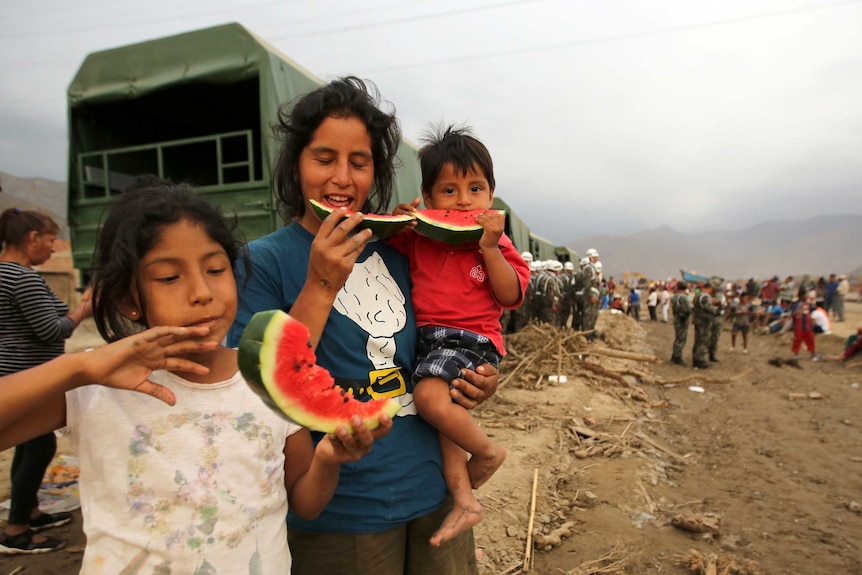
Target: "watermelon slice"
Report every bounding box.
[308,199,414,241]
[238,310,401,433]
[413,209,506,245]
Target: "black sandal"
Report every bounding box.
[0,529,65,554]
[30,510,73,532]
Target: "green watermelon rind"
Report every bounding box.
[238,309,401,433]
[413,209,506,245]
[309,199,414,241]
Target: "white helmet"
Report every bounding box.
[549,260,563,272]
[594,261,603,272]
[580,257,590,267]
[586,248,599,258]
[520,251,533,263]
[529,261,539,272]
[564,261,574,271]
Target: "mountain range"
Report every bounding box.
[0,171,68,236]
[568,217,862,281]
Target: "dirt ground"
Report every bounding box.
[2,302,861,574]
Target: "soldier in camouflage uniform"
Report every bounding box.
[547,260,567,328]
[527,261,544,323]
[583,250,601,333]
[670,280,691,365]
[692,281,719,369]
[571,258,589,331]
[707,277,727,363]
[561,261,576,328]
[508,252,535,332]
[533,261,562,325]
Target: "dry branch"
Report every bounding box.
[579,348,660,363]
[524,468,539,572]
[660,368,753,386]
[633,431,688,463]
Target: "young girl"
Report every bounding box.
[0,183,389,571]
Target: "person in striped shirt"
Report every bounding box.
[0,207,92,554]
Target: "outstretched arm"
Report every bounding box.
[0,326,217,450]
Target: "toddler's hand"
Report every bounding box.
[477,211,504,250]
[392,197,421,216]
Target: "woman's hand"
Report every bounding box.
[307,208,372,293]
[449,363,499,409]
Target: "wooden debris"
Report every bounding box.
[676,550,762,575]
[532,520,575,549]
[671,512,721,535]
[565,546,632,575]
[787,391,823,400]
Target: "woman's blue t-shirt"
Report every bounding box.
[228,223,446,533]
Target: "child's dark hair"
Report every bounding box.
[0,208,59,250]
[91,181,243,342]
[418,124,495,195]
[272,76,401,222]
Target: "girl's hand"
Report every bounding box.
[392,197,421,216]
[316,414,393,464]
[83,326,218,405]
[307,208,372,293]
[477,211,505,251]
[450,363,498,409]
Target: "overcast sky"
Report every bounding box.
[2,0,861,244]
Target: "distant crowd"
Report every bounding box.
[505,266,861,368]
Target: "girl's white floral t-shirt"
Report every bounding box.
[65,369,299,574]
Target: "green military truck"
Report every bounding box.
[66,22,423,276]
[66,23,567,278]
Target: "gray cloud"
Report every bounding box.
[2,0,860,245]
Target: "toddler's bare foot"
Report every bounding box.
[467,444,507,489]
[430,499,485,547]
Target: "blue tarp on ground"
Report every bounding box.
[680,269,711,284]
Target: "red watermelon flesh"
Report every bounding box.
[238,310,400,433]
[413,209,506,244]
